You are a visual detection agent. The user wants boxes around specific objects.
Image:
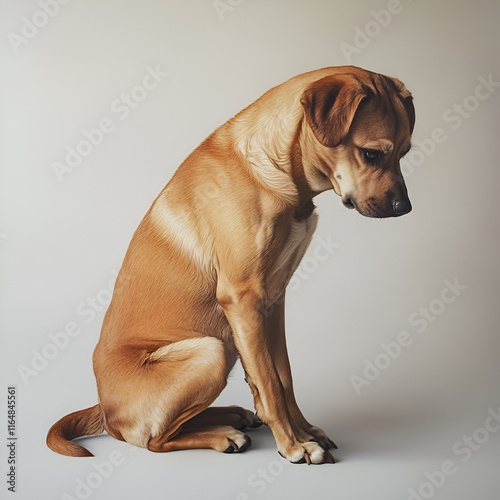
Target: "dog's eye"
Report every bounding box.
[363,149,382,163]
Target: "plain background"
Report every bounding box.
[1,0,499,499]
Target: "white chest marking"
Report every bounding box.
[269,212,318,298]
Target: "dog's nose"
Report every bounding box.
[392,198,412,215]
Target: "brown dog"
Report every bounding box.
[47,66,415,465]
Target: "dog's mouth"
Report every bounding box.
[342,195,387,218]
[342,195,412,218]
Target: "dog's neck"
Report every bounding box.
[229,99,335,212]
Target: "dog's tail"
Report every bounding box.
[47,404,105,457]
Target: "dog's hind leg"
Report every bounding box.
[148,424,252,454]
[98,335,237,453]
[144,343,259,454]
[182,406,262,431]
[147,406,263,453]
[144,342,257,453]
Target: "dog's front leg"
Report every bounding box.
[266,293,337,452]
[217,281,334,464]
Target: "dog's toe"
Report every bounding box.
[249,414,263,428]
[224,443,235,454]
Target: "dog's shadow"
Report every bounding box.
[225,404,443,460]
[316,404,452,459]
[71,404,445,461]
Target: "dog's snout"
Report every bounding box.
[392,198,412,216]
[343,196,355,209]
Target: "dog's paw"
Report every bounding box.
[278,441,335,465]
[307,425,337,450]
[225,406,262,430]
[221,428,252,454]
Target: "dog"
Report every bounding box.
[47,65,415,465]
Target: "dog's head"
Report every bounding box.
[301,67,415,218]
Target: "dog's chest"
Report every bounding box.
[267,212,318,299]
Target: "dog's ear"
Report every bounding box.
[300,74,367,148]
[391,78,415,134]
